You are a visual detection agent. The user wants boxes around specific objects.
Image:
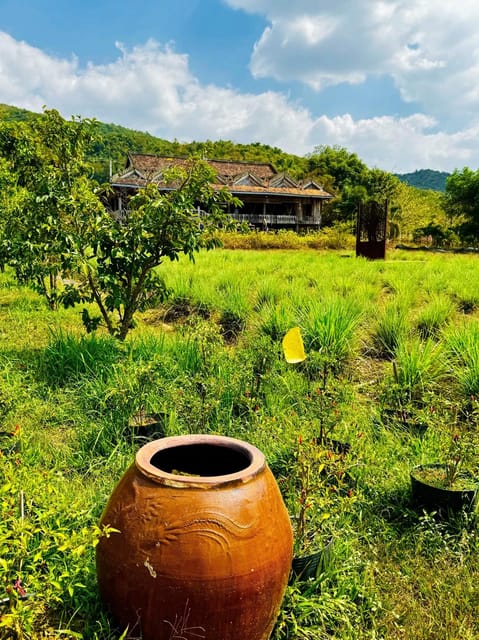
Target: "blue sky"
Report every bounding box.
[1,0,478,173]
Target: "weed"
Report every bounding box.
[0,459,116,639]
[258,303,295,342]
[40,330,123,387]
[391,336,446,405]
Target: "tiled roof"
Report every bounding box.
[228,184,333,198]
[111,154,333,199]
[126,154,276,180]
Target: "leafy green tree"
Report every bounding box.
[0,156,18,270]
[0,109,240,339]
[0,110,102,308]
[444,168,479,244]
[394,183,446,241]
[363,168,400,203]
[75,160,241,340]
[306,145,369,194]
[308,148,400,225]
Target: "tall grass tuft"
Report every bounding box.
[258,303,296,342]
[452,287,479,314]
[169,334,206,375]
[415,294,455,339]
[254,279,283,311]
[456,351,479,399]
[216,282,250,343]
[125,332,167,362]
[372,302,410,358]
[40,330,123,386]
[443,319,479,362]
[392,336,446,404]
[444,320,479,399]
[299,297,362,373]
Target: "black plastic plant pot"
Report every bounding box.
[410,464,478,514]
[290,538,333,582]
[126,412,167,443]
[381,408,428,435]
[313,437,351,456]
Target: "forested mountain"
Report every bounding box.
[0,104,305,181]
[395,169,450,192]
[0,103,37,123]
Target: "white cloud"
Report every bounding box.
[0,33,78,111]
[311,114,479,173]
[0,31,478,173]
[225,0,479,122]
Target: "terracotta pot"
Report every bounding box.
[96,434,293,640]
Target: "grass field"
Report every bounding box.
[2,247,479,639]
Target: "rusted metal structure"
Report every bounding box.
[109,154,334,231]
[356,200,388,259]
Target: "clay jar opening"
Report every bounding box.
[136,435,265,488]
[151,443,249,476]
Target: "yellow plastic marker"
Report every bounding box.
[282,327,307,363]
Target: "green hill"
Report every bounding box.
[0,103,449,194]
[0,104,305,181]
[395,169,450,192]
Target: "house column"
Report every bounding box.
[294,201,303,233]
[312,200,322,227]
[295,201,303,220]
[295,201,303,232]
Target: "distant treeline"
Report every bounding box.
[395,169,450,192]
[0,103,306,182]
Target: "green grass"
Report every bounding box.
[415,294,456,339]
[392,336,446,404]
[299,296,362,373]
[2,250,479,639]
[372,301,410,358]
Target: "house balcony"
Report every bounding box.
[231,213,320,227]
[110,209,320,229]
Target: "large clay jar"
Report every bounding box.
[96,434,293,640]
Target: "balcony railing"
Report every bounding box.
[111,209,320,227]
[231,213,319,226]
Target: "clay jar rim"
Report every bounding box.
[135,434,265,489]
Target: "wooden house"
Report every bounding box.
[109,154,334,230]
